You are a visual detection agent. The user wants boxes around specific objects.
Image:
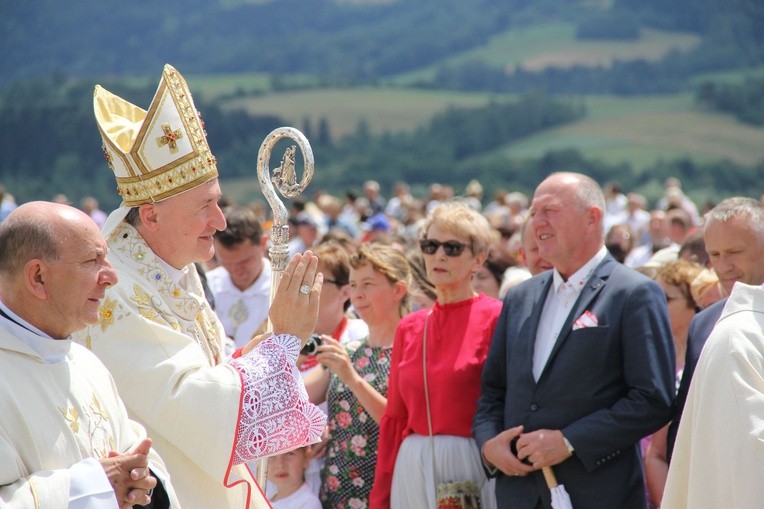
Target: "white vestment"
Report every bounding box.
[75,223,325,509]
[0,319,178,508]
[663,282,764,508]
[207,260,271,349]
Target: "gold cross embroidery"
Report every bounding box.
[156,123,183,153]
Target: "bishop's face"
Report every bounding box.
[151,179,226,269]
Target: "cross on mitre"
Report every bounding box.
[157,123,183,153]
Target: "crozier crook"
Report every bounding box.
[255,126,314,487]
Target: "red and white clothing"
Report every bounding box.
[370,294,502,508]
[75,222,325,509]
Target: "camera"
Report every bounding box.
[300,334,322,356]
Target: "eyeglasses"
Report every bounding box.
[419,239,470,257]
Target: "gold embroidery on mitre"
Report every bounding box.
[93,64,218,207]
[157,123,183,153]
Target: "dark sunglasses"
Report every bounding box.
[419,239,470,257]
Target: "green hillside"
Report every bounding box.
[225,88,516,139]
[214,85,764,172]
[500,94,764,168]
[3,0,764,207]
[392,23,701,84]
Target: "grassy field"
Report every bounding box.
[202,19,762,202]
[225,87,516,138]
[219,90,764,205]
[223,84,764,169]
[392,23,701,84]
[498,94,764,168]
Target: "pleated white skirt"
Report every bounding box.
[390,434,497,509]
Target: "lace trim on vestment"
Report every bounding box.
[228,334,326,463]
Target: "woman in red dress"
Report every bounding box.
[370,201,502,509]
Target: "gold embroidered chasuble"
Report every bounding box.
[0,327,177,508]
[75,223,324,509]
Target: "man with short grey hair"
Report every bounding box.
[475,172,675,508]
[662,197,764,508]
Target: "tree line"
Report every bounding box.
[696,78,764,126]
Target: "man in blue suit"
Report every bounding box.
[666,197,764,461]
[473,172,675,509]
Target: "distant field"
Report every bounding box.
[393,23,700,84]
[498,94,764,168]
[689,65,764,85]
[225,87,516,139]
[189,72,273,99]
[223,85,764,169]
[218,88,764,206]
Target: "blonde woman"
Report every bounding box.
[305,244,411,508]
[371,201,501,509]
[645,259,704,508]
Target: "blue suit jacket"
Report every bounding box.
[473,254,675,509]
[666,297,726,462]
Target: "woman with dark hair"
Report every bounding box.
[472,252,514,299]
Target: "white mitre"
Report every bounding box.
[94,64,219,234]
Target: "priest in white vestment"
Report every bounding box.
[0,202,179,508]
[78,64,326,509]
[662,282,764,508]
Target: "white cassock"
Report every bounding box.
[75,222,326,509]
[663,282,764,509]
[0,308,179,508]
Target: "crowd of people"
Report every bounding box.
[2,63,763,509]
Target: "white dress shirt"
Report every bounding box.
[533,246,608,380]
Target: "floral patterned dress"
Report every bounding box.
[320,338,392,509]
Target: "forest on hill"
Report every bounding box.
[2,0,764,208]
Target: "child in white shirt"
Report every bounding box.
[267,446,321,509]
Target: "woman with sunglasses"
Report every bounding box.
[370,201,502,509]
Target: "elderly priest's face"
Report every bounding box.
[34,205,118,338]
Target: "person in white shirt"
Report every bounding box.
[267,446,321,509]
[0,201,179,508]
[207,205,271,350]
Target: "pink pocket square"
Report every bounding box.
[573,310,599,330]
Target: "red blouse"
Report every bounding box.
[369,293,503,508]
